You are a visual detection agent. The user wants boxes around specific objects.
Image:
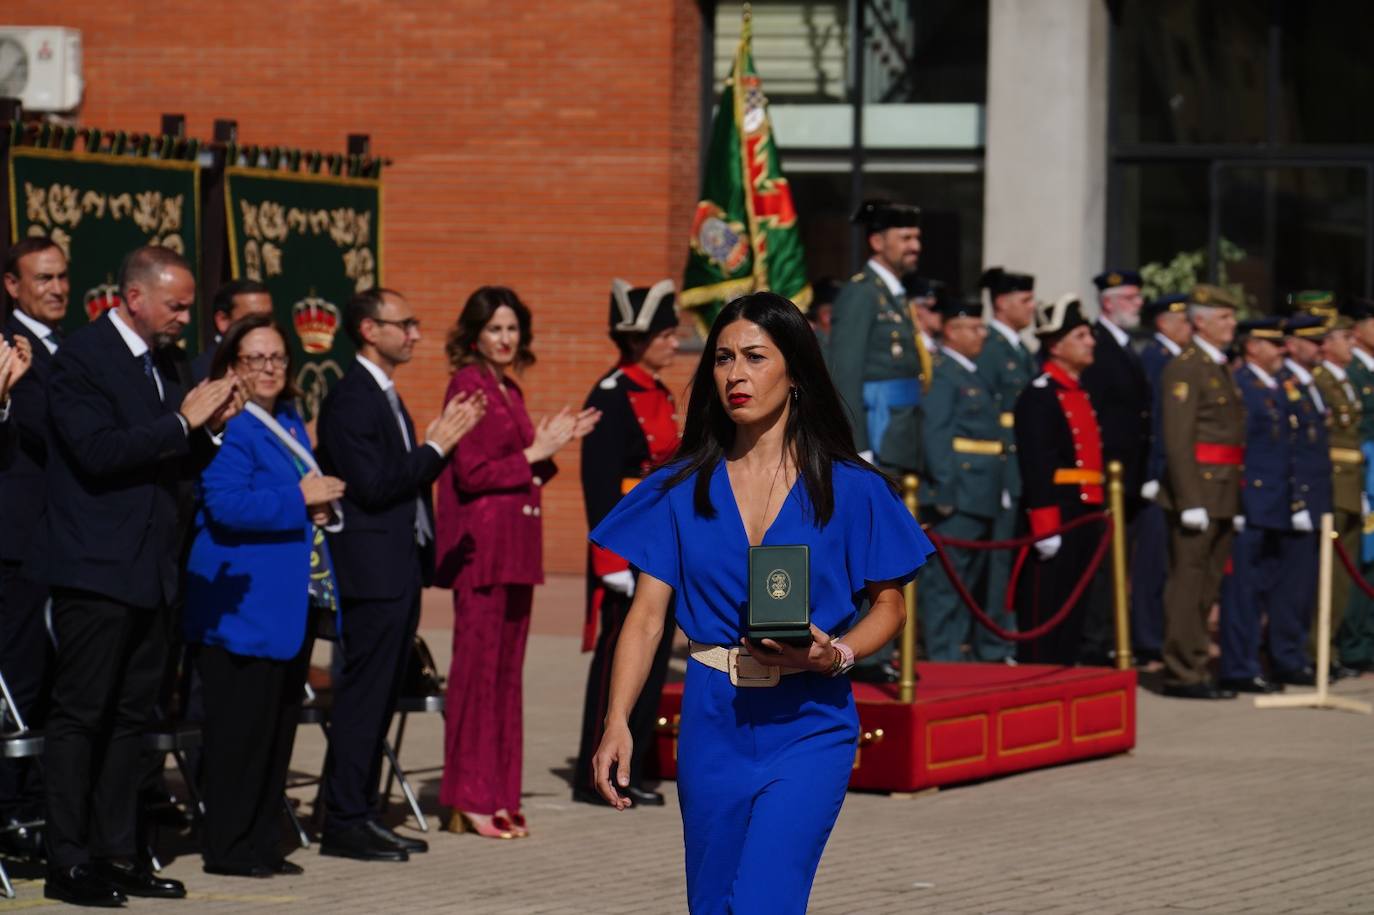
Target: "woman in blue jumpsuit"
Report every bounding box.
[590,292,932,914]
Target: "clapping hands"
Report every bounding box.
[425,389,488,456]
[524,406,601,463]
[181,372,249,433]
[0,336,33,403]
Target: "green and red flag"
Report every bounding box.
[681,8,810,331]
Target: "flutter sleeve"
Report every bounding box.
[588,465,682,593]
[843,464,934,595]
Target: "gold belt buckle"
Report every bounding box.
[728,647,780,688]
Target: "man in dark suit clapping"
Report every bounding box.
[0,236,67,856]
[40,246,245,906]
[315,288,483,862]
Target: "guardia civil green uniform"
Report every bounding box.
[825,201,929,474]
[1341,299,1374,670]
[971,267,1036,661]
[919,296,1011,662]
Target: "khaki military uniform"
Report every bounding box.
[1158,343,1246,687]
[1340,351,1374,666]
[1312,363,1364,659]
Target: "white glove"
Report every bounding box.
[1363,493,1371,517]
[858,449,875,465]
[1140,480,1160,501]
[1034,535,1062,561]
[1232,515,1246,533]
[602,570,636,597]
[1001,490,1012,510]
[1180,507,1210,532]
[1291,509,1314,533]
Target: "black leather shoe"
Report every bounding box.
[624,785,666,807]
[93,859,187,899]
[364,820,428,854]
[203,862,273,878]
[267,858,304,876]
[1330,663,1360,682]
[44,865,127,907]
[1274,666,1317,686]
[1218,676,1283,694]
[1162,682,1237,700]
[319,824,408,862]
[571,786,611,807]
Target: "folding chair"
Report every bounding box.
[0,667,44,899]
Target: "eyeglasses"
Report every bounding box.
[239,353,289,371]
[371,317,421,333]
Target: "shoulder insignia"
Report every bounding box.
[1031,374,1050,389]
[598,369,623,390]
[850,272,865,283]
[1172,381,1190,403]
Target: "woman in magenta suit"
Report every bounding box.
[435,286,599,839]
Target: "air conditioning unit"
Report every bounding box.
[0,26,83,112]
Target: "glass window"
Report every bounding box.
[1114,162,1211,279]
[1217,166,1368,312]
[1277,3,1374,144]
[1113,0,1269,145]
[714,1,850,104]
[861,0,987,104]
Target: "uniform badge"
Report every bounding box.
[1172,382,1189,403]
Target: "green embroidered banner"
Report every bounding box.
[224,167,382,419]
[7,147,202,346]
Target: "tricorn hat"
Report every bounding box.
[609,278,678,338]
[937,295,982,321]
[1034,294,1089,342]
[851,199,921,233]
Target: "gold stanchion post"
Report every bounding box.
[1106,461,1133,671]
[901,474,919,704]
[1256,513,1372,714]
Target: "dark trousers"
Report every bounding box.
[198,638,311,869]
[1163,518,1234,687]
[323,577,420,832]
[43,589,170,869]
[1267,530,1318,676]
[920,512,997,662]
[1220,526,1290,680]
[573,589,675,794]
[1129,503,1168,658]
[0,561,51,819]
[1015,509,1110,666]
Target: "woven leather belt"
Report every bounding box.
[1331,447,1364,465]
[1053,468,1104,485]
[952,437,1004,456]
[688,641,804,688]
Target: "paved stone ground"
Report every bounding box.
[6,575,1373,912]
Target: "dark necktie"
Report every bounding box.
[384,386,433,546]
[140,352,162,402]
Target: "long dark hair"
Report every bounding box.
[662,291,886,526]
[444,285,536,372]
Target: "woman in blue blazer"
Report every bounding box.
[184,315,346,878]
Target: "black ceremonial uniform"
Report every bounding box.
[573,280,681,806]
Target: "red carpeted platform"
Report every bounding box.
[649,662,1137,793]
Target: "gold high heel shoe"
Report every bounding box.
[448,810,515,839]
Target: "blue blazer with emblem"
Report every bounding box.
[1233,365,1293,530]
[184,404,328,660]
[1278,367,1333,518]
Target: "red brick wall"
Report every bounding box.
[7,0,703,573]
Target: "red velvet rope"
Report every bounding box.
[924,515,1114,642]
[1332,535,1374,600]
[930,510,1110,551]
